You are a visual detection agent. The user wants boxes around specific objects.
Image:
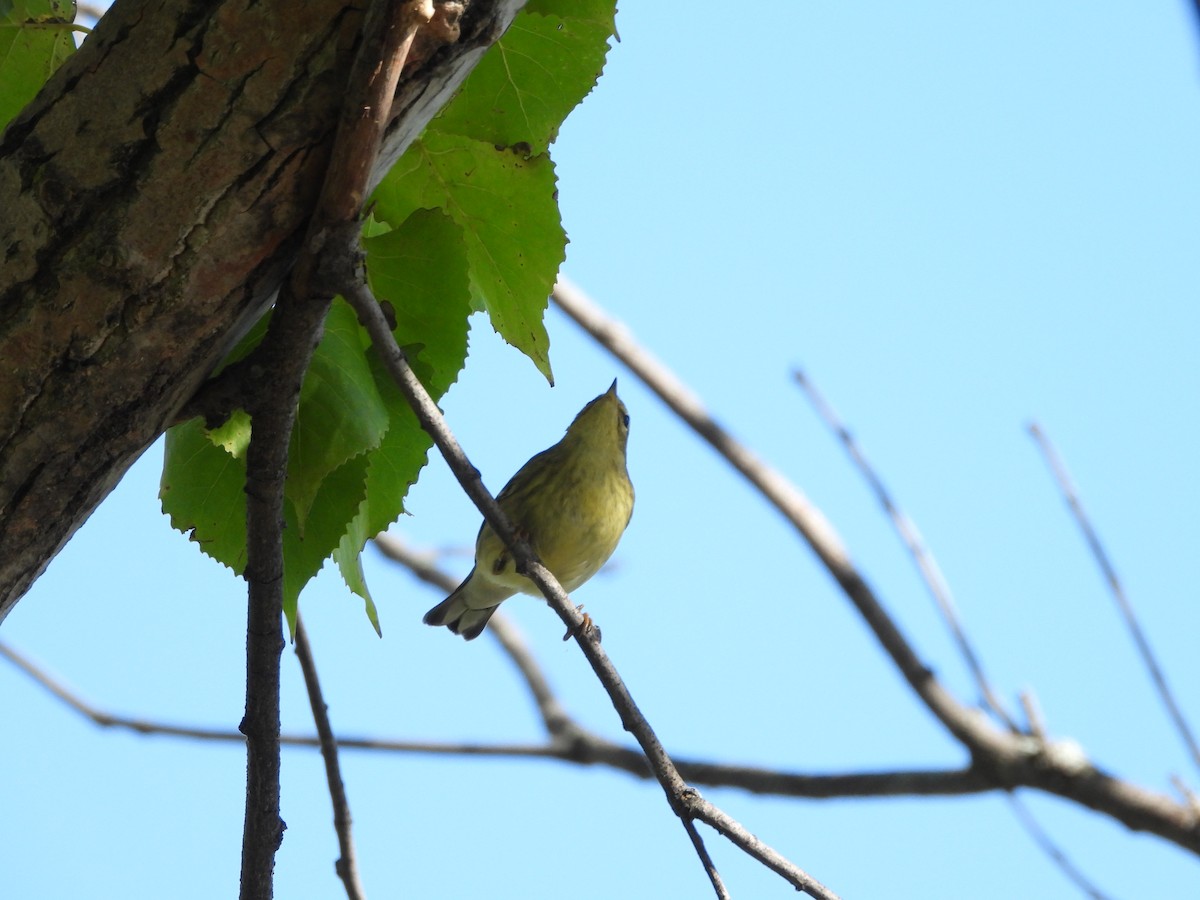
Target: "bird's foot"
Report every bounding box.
[562,604,601,643]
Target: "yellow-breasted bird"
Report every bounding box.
[423,380,635,640]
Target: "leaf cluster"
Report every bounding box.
[153,0,618,632]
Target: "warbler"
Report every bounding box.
[424,380,635,640]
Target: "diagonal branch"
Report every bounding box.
[1006,795,1115,900]
[340,280,839,900]
[550,275,1200,857]
[552,276,993,747]
[790,368,1111,897]
[792,368,1016,730]
[1028,422,1200,779]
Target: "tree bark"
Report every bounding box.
[0,0,524,620]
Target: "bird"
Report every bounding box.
[423,380,634,640]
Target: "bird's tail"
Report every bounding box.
[423,571,504,640]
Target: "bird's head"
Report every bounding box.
[564,379,631,456]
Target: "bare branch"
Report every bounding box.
[691,799,824,891]
[552,277,990,744]
[792,357,1125,897]
[294,617,366,900]
[239,303,299,900]
[550,276,1200,857]
[340,281,837,899]
[367,538,992,794]
[1028,422,1200,776]
[792,368,1016,729]
[791,374,1112,900]
[11,616,1184,900]
[238,4,436,895]
[0,641,997,800]
[683,819,731,900]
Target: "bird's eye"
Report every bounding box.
[620,412,630,428]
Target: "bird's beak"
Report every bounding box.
[608,378,618,395]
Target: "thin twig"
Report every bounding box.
[1011,694,1111,900]
[549,276,1200,857]
[294,617,366,900]
[340,280,838,899]
[1029,422,1200,776]
[2,635,1191,828]
[372,534,577,739]
[1006,795,1117,900]
[683,819,731,900]
[792,368,1017,730]
[691,800,824,889]
[1171,775,1200,819]
[795,360,1122,896]
[1019,689,1047,743]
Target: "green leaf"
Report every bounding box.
[161,298,387,604]
[161,419,249,575]
[162,212,470,631]
[286,298,389,532]
[433,6,617,155]
[371,131,563,384]
[332,209,472,623]
[334,515,381,636]
[0,0,77,131]
[356,353,435,533]
[524,0,616,24]
[363,0,617,384]
[364,208,472,399]
[162,415,373,635]
[281,453,370,632]
[208,408,251,458]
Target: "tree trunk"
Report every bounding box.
[0,0,523,620]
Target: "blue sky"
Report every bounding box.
[4,3,1199,898]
